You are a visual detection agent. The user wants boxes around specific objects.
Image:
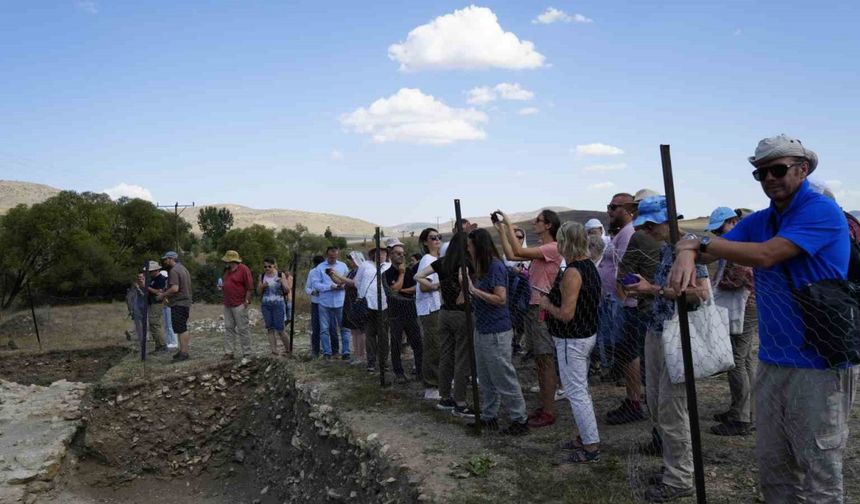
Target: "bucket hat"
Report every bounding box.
[145,260,162,272]
[748,134,818,175]
[705,207,738,232]
[221,250,242,263]
[633,196,684,227]
[584,218,604,231]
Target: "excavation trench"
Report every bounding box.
[2,353,419,504]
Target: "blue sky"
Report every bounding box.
[1,1,858,225]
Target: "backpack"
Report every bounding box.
[506,267,531,333]
[844,211,860,284]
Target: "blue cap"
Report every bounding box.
[161,251,178,260]
[705,207,737,232]
[633,195,670,227]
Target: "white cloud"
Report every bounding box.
[733,28,743,36]
[75,1,98,14]
[533,7,593,25]
[575,143,625,156]
[330,149,344,161]
[517,107,540,116]
[466,82,534,105]
[340,88,488,145]
[102,183,154,202]
[588,182,615,191]
[583,163,627,172]
[388,6,545,71]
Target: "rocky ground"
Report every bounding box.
[0,347,128,386]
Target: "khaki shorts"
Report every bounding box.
[524,306,554,356]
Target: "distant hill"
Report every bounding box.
[0,180,61,213]
[0,180,380,238]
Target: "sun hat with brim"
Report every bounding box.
[748,134,818,175]
[384,237,404,248]
[161,251,178,260]
[633,196,684,227]
[705,207,738,232]
[584,218,604,231]
[144,260,162,272]
[221,250,242,263]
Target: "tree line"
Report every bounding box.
[0,191,349,309]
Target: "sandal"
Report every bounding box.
[563,447,600,464]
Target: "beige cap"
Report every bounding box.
[634,188,660,202]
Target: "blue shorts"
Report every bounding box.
[261,301,286,332]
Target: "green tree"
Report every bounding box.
[219,224,288,277]
[324,226,332,239]
[197,206,234,250]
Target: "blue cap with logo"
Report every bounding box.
[705,207,737,232]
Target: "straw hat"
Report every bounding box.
[221,250,242,263]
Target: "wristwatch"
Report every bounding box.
[699,236,711,254]
[657,287,665,297]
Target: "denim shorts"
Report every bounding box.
[261,301,286,332]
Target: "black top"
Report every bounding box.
[546,259,600,339]
[148,274,167,305]
[384,265,417,300]
[385,264,419,320]
[430,260,472,312]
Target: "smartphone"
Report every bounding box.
[621,273,640,286]
[490,212,500,224]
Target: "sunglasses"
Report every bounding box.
[427,235,442,241]
[534,218,546,224]
[607,203,621,211]
[264,264,274,268]
[752,162,802,181]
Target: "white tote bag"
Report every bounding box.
[661,280,734,384]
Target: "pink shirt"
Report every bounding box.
[527,242,563,305]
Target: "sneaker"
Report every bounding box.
[341,353,351,361]
[643,482,694,502]
[500,420,529,436]
[423,388,441,400]
[436,398,456,411]
[467,418,499,431]
[605,399,646,425]
[554,389,566,401]
[563,448,600,464]
[172,352,189,362]
[452,404,476,419]
[709,420,751,436]
[527,409,555,428]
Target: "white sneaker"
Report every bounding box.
[554,389,566,401]
[423,388,441,400]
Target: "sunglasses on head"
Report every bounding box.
[752,162,802,181]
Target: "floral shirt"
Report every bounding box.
[649,244,709,333]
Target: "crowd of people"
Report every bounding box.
[124,134,858,503]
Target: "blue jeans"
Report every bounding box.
[319,305,351,356]
[311,302,321,356]
[596,296,623,369]
[261,301,286,332]
[163,306,177,346]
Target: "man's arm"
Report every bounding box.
[389,266,406,292]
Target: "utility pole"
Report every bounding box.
[157,201,195,251]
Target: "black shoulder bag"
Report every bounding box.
[771,214,860,367]
[348,270,377,327]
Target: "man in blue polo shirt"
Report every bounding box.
[670,135,855,503]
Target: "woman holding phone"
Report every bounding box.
[494,209,563,428]
[257,257,292,355]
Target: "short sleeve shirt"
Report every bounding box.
[167,262,192,308]
[148,274,168,305]
[415,254,442,316]
[473,259,513,334]
[222,263,253,308]
[597,222,634,297]
[527,242,564,305]
[723,180,849,369]
[649,244,709,333]
[430,260,471,312]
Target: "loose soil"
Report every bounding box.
[0,347,129,385]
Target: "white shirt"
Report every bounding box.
[414,254,442,316]
[355,261,391,311]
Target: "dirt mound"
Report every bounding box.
[70,358,419,503]
[0,347,129,386]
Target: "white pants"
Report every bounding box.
[554,335,599,445]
